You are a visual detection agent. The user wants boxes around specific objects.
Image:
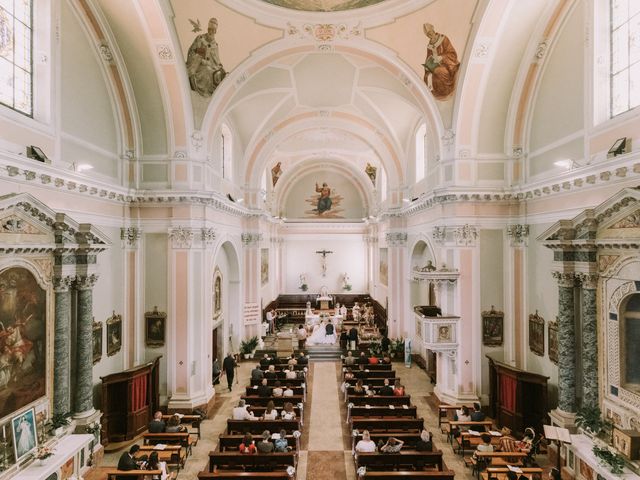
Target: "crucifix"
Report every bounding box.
[315,249,333,277]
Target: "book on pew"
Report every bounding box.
[271,433,281,439]
[468,430,481,435]
[365,405,371,409]
[490,431,502,436]
[402,405,408,410]
[389,405,395,409]
[154,444,167,450]
[508,465,523,474]
[253,386,258,389]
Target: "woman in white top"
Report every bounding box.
[283,386,294,397]
[233,400,256,420]
[355,430,377,453]
[285,367,297,379]
[261,400,278,421]
[145,452,169,480]
[456,406,472,422]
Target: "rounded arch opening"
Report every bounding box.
[410,239,437,308]
[620,292,640,393]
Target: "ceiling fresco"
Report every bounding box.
[260,0,387,12]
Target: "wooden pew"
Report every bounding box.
[437,404,474,427]
[349,405,418,419]
[355,451,444,471]
[217,434,297,452]
[349,370,396,379]
[345,378,402,387]
[198,472,293,479]
[351,418,424,433]
[352,432,430,451]
[162,413,203,438]
[241,395,304,407]
[226,419,300,435]
[348,395,411,406]
[105,469,162,480]
[143,431,193,456]
[208,451,297,473]
[482,467,544,480]
[246,386,305,396]
[260,364,306,372]
[472,452,528,478]
[250,378,305,387]
[342,363,393,370]
[360,472,455,479]
[456,431,502,455]
[446,420,493,442]
[136,445,186,470]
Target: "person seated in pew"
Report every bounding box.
[517,427,535,453]
[165,414,186,433]
[393,380,405,396]
[345,351,356,366]
[344,368,355,380]
[145,451,169,480]
[381,353,392,365]
[297,351,308,365]
[497,427,519,452]
[416,430,433,451]
[340,330,348,349]
[281,402,296,420]
[368,353,379,364]
[470,402,485,421]
[272,380,284,397]
[233,399,257,420]
[353,379,366,396]
[251,365,264,382]
[549,468,561,480]
[118,444,147,475]
[257,378,273,398]
[355,430,377,453]
[257,430,274,453]
[285,366,297,380]
[261,400,278,420]
[506,472,518,480]
[474,433,494,457]
[274,429,290,452]
[377,378,394,396]
[264,365,277,379]
[379,436,404,453]
[282,384,294,397]
[358,351,368,365]
[287,354,298,366]
[239,433,256,454]
[455,405,472,422]
[148,411,165,433]
[260,354,272,369]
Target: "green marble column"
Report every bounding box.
[53,276,73,416]
[553,271,577,413]
[74,274,98,417]
[580,273,599,408]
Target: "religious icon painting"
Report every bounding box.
[548,319,559,364]
[93,320,102,364]
[379,248,388,286]
[145,306,167,348]
[528,311,545,356]
[261,248,269,286]
[106,312,122,357]
[11,407,38,463]
[482,306,504,346]
[304,181,345,218]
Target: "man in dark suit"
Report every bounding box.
[260,354,271,369]
[148,411,165,433]
[377,379,394,396]
[117,444,145,479]
[257,378,272,397]
[349,326,359,351]
[470,402,485,421]
[251,365,264,382]
[222,352,237,391]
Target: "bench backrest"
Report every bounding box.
[105,469,162,480]
[356,451,443,470]
[241,395,304,406]
[199,472,292,479]
[351,418,424,432]
[208,452,297,472]
[217,434,296,451]
[348,395,411,406]
[350,406,417,418]
[362,472,455,479]
[226,419,300,434]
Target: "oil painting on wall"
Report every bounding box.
[0,267,46,420]
[379,248,388,286]
[528,311,545,357]
[107,312,122,357]
[261,0,386,11]
[261,249,269,287]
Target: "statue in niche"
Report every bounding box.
[365,163,377,186]
[271,162,283,187]
[422,23,460,101]
[186,18,226,97]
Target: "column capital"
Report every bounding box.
[506,224,529,247]
[241,232,262,247]
[453,224,477,246]
[552,271,577,287]
[385,232,407,247]
[53,275,75,292]
[120,227,142,248]
[576,272,599,289]
[201,228,217,245]
[432,226,446,245]
[75,274,99,291]
[169,226,195,249]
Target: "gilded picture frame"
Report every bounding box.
[548,319,559,364]
[529,310,545,356]
[482,306,504,346]
[106,312,122,357]
[145,306,166,348]
[92,320,102,364]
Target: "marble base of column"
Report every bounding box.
[549,408,577,431]
[433,385,479,406]
[167,390,212,412]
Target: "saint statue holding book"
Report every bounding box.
[422,23,460,101]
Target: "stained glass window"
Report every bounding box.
[610,0,640,117]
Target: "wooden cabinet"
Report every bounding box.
[101,357,161,444]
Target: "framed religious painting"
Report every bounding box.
[548,319,559,364]
[213,269,222,319]
[145,306,166,348]
[528,311,545,356]
[92,320,102,364]
[11,407,38,463]
[106,312,122,357]
[482,306,504,346]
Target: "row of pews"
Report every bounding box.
[341,357,455,480]
[198,357,308,479]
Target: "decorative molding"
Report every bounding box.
[156,44,174,62]
[120,227,141,248]
[576,272,598,289]
[98,44,113,63]
[609,210,640,229]
[453,224,477,246]
[169,226,195,249]
[474,43,489,58]
[432,226,446,245]
[286,22,362,42]
[75,274,99,291]
[598,254,620,273]
[241,232,262,247]
[191,131,203,152]
[385,232,407,247]
[535,40,549,60]
[441,129,455,147]
[506,224,529,246]
[201,228,216,244]
[552,271,577,288]
[512,146,524,158]
[53,275,75,293]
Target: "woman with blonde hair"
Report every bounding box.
[355,430,377,452]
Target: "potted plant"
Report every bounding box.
[299,283,308,292]
[247,336,259,358]
[343,284,352,291]
[240,336,259,359]
[575,406,611,439]
[593,443,625,474]
[390,338,405,359]
[47,413,72,437]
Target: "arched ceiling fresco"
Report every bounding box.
[259,0,387,12]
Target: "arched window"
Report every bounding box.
[0,0,33,116]
[415,123,426,182]
[621,293,640,392]
[610,1,640,117]
[220,124,232,180]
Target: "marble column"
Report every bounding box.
[553,271,577,413]
[53,276,73,416]
[74,274,98,418]
[579,273,599,408]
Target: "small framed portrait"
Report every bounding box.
[437,325,451,342]
[213,269,222,319]
[106,312,122,357]
[93,320,102,364]
[11,407,38,463]
[528,310,545,356]
[548,319,559,364]
[482,306,504,346]
[145,306,166,348]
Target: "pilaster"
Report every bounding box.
[505,224,529,368]
[385,231,408,338]
[121,227,142,368]
[241,231,262,339]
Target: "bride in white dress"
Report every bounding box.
[306,320,336,345]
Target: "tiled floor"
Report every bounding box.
[101,360,548,479]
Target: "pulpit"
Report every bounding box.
[101,356,161,444]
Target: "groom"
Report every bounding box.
[325,320,334,336]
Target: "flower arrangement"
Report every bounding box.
[86,421,101,437]
[35,446,54,460]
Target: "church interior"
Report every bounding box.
[0,0,640,478]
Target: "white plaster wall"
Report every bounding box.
[283,234,366,293]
